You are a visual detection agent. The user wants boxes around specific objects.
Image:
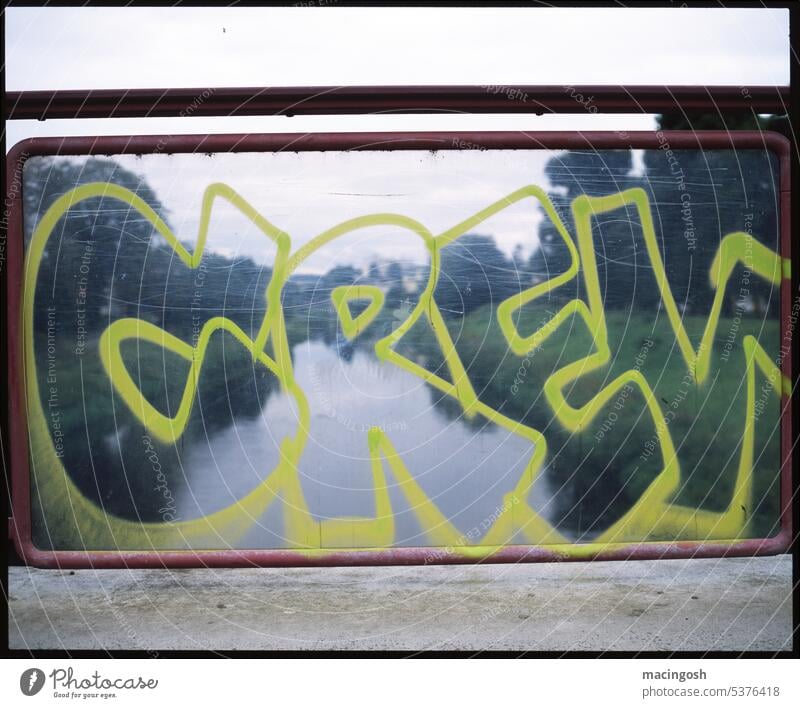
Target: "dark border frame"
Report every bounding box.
[5,129,793,568]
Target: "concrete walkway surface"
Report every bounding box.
[7,555,793,652]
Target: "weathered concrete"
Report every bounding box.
[7,555,793,652]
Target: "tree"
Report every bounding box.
[435,233,519,318]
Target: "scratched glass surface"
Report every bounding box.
[22,147,782,552]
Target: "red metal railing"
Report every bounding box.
[5,85,790,120]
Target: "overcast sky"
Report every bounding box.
[5,7,791,271]
[3,6,790,147]
[29,149,568,272]
[5,7,790,89]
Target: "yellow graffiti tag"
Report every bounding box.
[23,180,785,557]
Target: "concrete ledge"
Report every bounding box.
[8,555,793,652]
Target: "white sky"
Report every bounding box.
[5,7,790,90]
[29,150,564,272]
[3,6,789,147]
[5,7,790,271]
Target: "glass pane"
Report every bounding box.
[22,144,783,553]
